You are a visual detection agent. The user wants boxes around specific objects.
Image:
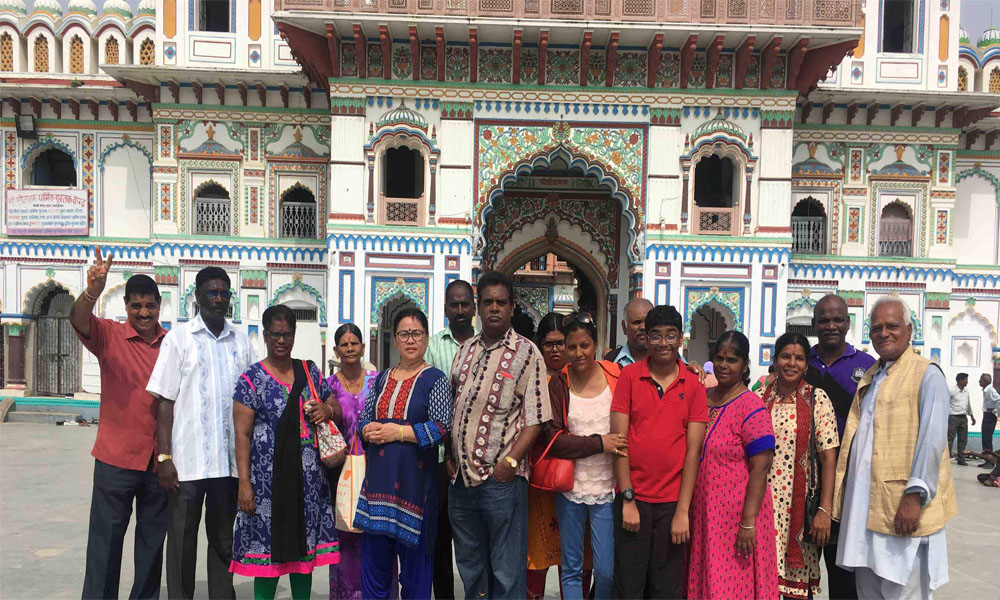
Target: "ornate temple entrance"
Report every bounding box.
[30,284,79,396]
[479,154,634,351]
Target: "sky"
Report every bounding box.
[27,0,1000,45]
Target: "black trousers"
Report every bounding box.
[947,414,969,455]
[432,461,455,599]
[165,477,238,600]
[983,412,998,453]
[612,497,684,600]
[82,458,169,600]
[819,521,857,600]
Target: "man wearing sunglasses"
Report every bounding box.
[147,266,257,600]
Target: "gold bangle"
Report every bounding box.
[83,290,98,303]
[817,506,831,518]
[399,425,404,442]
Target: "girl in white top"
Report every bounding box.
[543,312,627,600]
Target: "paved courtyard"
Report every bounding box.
[1,421,997,599]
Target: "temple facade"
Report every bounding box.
[1,0,998,415]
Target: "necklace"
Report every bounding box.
[568,363,600,397]
[338,371,365,396]
[709,385,744,408]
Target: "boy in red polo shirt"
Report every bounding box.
[70,248,168,600]
[609,304,708,599]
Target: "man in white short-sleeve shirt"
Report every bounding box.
[147,266,255,600]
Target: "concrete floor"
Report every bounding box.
[1,422,996,599]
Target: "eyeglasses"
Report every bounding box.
[395,330,426,342]
[648,333,681,345]
[264,330,294,341]
[541,339,566,350]
[202,289,233,300]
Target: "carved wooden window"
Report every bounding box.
[279,186,318,239]
[380,146,425,226]
[878,202,913,257]
[69,36,85,74]
[105,37,119,65]
[0,33,12,72]
[139,38,154,66]
[34,36,49,72]
[990,67,1000,94]
[957,66,968,92]
[693,155,739,235]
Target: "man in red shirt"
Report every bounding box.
[610,304,708,599]
[71,248,168,600]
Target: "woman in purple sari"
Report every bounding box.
[327,323,378,600]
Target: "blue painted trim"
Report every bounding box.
[369,276,429,326]
[339,271,354,324]
[761,283,777,337]
[759,343,774,366]
[646,244,791,263]
[6,397,100,408]
[1,313,34,320]
[0,241,327,263]
[684,286,746,333]
[20,137,77,171]
[655,279,670,307]
[328,233,471,254]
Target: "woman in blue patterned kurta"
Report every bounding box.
[231,305,342,600]
[355,307,453,600]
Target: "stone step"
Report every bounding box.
[12,403,80,413]
[6,411,83,425]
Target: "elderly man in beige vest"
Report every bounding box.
[833,297,956,600]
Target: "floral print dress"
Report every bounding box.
[762,382,839,599]
[230,361,340,576]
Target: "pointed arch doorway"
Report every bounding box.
[481,154,632,351]
[30,283,79,396]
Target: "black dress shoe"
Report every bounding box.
[957,458,969,466]
[979,461,995,469]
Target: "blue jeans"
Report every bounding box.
[448,475,528,600]
[555,495,614,600]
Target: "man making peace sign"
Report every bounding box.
[70,247,169,600]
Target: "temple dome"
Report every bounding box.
[692,109,747,141]
[67,0,97,16]
[31,0,63,18]
[136,0,156,17]
[376,101,429,132]
[959,28,971,45]
[0,0,27,15]
[979,27,1000,49]
[101,0,133,19]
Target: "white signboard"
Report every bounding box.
[5,188,89,236]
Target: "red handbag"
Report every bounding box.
[529,387,574,493]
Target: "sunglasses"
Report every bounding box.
[566,311,594,325]
[264,330,294,341]
[202,289,233,300]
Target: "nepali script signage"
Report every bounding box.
[5,188,89,236]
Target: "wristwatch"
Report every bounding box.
[504,455,518,469]
[156,453,172,463]
[623,488,636,502]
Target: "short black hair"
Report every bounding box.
[713,330,752,386]
[774,332,811,358]
[957,372,969,383]
[477,271,514,303]
[262,304,296,332]
[393,307,428,333]
[645,304,683,333]
[196,266,231,290]
[334,323,363,345]
[534,312,565,347]
[445,279,474,299]
[124,274,160,304]
[561,312,598,343]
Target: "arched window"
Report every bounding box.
[105,37,119,65]
[990,67,1000,94]
[380,146,425,225]
[791,197,827,254]
[31,148,76,187]
[139,38,154,66]
[193,182,231,235]
[957,65,968,92]
[693,154,739,235]
[69,35,84,74]
[0,32,13,72]
[279,186,317,239]
[34,36,49,72]
[878,201,913,257]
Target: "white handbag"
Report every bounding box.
[335,437,365,533]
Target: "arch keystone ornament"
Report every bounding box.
[684,286,744,333]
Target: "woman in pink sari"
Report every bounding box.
[687,331,778,600]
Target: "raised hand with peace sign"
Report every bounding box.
[84,246,114,303]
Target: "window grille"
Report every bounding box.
[105,37,119,65]
[291,307,318,322]
[280,201,318,239]
[139,39,154,66]
[0,33,13,72]
[69,36,84,74]
[791,216,826,254]
[194,197,231,235]
[34,36,49,72]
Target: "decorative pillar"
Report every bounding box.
[366,158,375,223]
[680,171,690,233]
[428,164,437,225]
[743,173,752,234]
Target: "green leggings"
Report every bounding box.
[253,572,312,600]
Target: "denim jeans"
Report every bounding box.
[555,495,614,600]
[448,475,528,600]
